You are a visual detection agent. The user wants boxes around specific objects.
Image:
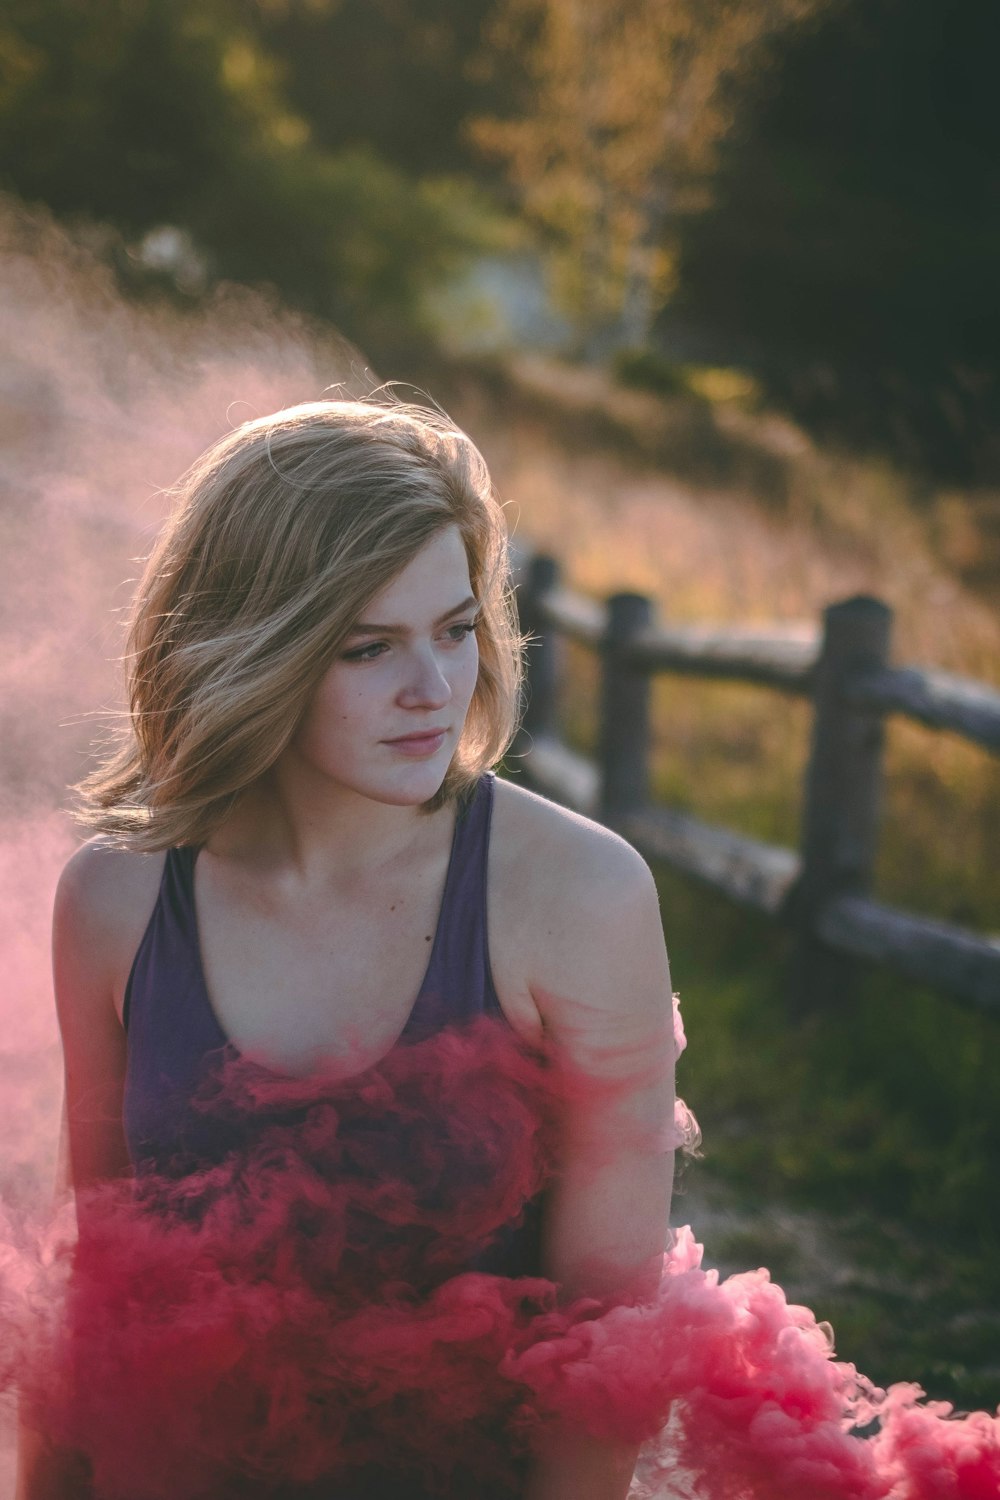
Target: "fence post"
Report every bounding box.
[599,592,653,828]
[785,594,892,1014]
[518,553,561,742]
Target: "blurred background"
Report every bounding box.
[1,0,998,1432]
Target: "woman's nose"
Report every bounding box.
[398,647,453,707]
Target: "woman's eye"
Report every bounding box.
[344,639,389,663]
[343,642,387,662]
[343,621,477,664]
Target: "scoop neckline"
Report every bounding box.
[181,789,474,1082]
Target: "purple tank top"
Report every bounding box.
[120,772,541,1497]
[121,771,543,1284]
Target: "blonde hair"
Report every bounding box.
[76,397,525,850]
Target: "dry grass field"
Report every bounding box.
[424,354,1000,1408]
[434,353,1000,935]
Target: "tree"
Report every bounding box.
[253,0,504,178]
[676,0,1000,480]
[468,0,828,355]
[0,0,501,351]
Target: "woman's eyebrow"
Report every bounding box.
[347,594,479,636]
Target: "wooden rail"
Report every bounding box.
[507,543,1000,1017]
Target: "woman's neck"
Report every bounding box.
[207,764,447,893]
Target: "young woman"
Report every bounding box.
[17,398,677,1500]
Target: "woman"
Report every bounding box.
[17,398,677,1500]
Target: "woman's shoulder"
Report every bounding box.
[57,837,167,924]
[55,839,168,1013]
[488,776,667,1035]
[490,775,656,915]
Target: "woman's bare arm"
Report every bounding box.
[16,843,137,1500]
[523,834,676,1500]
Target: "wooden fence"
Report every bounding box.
[508,543,1000,1017]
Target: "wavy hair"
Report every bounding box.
[75,397,525,850]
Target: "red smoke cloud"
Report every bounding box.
[0,194,368,1491]
[0,198,997,1499]
[6,1014,998,1499]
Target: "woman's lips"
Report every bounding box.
[383,730,447,756]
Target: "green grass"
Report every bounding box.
[648,860,1000,1410]
[502,653,1000,1408]
[467,341,1000,1411]
[502,720,1000,1407]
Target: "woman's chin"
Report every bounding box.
[359,761,451,807]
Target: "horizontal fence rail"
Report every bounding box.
[528,586,820,691]
[507,541,1000,1017]
[844,666,1000,752]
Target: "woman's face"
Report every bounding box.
[288,525,481,805]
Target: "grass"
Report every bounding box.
[654,859,1000,1410]
[438,350,1000,1410]
[430,352,1000,925]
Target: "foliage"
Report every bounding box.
[253,0,504,178]
[673,0,1000,480]
[190,143,506,344]
[0,1,271,229]
[468,0,828,352]
[614,346,762,406]
[650,859,1000,1407]
[614,347,689,398]
[0,0,502,346]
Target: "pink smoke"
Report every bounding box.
[0,193,369,1490]
[0,196,367,1177]
[5,1016,998,1499]
[1,196,998,1500]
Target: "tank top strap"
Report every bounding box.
[165,842,198,919]
[403,770,503,1038]
[121,844,205,1035]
